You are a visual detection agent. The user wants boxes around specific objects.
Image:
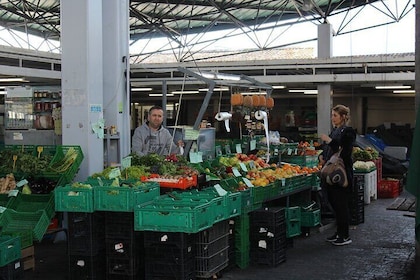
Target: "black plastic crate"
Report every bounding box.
[106,255,141,276]
[67,212,105,256]
[196,233,229,258]
[144,258,196,280]
[250,222,286,238]
[105,212,136,238]
[0,260,23,280]
[68,253,106,280]
[145,245,195,265]
[250,207,285,227]
[250,247,286,267]
[106,272,142,280]
[144,231,196,250]
[195,247,229,279]
[250,234,287,252]
[196,220,229,244]
[105,232,143,258]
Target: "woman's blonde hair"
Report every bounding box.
[333,104,351,125]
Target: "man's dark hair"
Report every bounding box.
[148,105,163,115]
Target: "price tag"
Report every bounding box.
[242,177,254,188]
[294,148,298,155]
[97,177,104,187]
[225,145,231,154]
[8,190,19,197]
[232,167,242,177]
[235,144,242,154]
[250,140,256,150]
[108,167,121,179]
[121,156,132,170]
[287,148,292,155]
[213,184,227,196]
[184,128,200,140]
[248,161,255,169]
[239,162,248,172]
[281,178,286,187]
[215,146,223,156]
[16,179,28,188]
[0,206,6,214]
[189,151,203,163]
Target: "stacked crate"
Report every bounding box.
[143,231,196,280]
[234,214,250,269]
[67,212,106,280]
[223,219,236,272]
[105,212,143,280]
[350,175,365,225]
[0,236,22,279]
[250,207,287,267]
[195,220,230,279]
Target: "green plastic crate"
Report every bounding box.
[301,209,321,227]
[94,181,160,212]
[47,145,84,185]
[0,235,21,266]
[54,185,94,213]
[8,193,55,220]
[0,193,12,208]
[285,206,301,222]
[2,230,33,249]
[0,209,50,241]
[134,200,215,233]
[286,220,302,238]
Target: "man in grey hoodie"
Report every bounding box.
[132,105,182,156]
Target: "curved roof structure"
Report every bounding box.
[0,0,413,57]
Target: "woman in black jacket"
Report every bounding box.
[319,104,356,246]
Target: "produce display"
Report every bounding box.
[352,146,379,161]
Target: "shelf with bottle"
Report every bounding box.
[33,90,61,130]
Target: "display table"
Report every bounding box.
[354,170,377,204]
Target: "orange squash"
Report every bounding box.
[266,97,275,109]
[230,93,243,106]
[243,95,253,107]
[259,95,266,107]
[252,95,260,107]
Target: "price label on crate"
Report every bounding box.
[108,167,121,179]
[242,177,254,188]
[189,151,203,163]
[215,146,223,156]
[232,167,242,177]
[250,140,256,150]
[239,162,248,172]
[225,145,231,154]
[121,156,132,170]
[235,144,242,154]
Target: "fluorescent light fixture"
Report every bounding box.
[0,90,6,95]
[289,89,305,93]
[375,85,411,89]
[198,87,230,92]
[0,78,26,82]
[272,85,285,89]
[149,93,174,97]
[132,87,153,92]
[393,90,415,94]
[0,87,5,90]
[194,71,241,81]
[172,91,199,94]
[304,90,318,95]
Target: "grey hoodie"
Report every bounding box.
[132,122,180,156]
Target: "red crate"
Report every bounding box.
[377,179,399,198]
[141,174,197,190]
[372,157,382,181]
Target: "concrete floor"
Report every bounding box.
[22,190,417,280]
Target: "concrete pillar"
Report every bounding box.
[317,23,333,136]
[102,0,130,161]
[61,0,129,179]
[61,0,104,180]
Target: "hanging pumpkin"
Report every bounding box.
[243,95,253,107]
[230,93,243,106]
[259,95,266,107]
[266,97,275,109]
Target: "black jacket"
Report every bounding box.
[322,126,356,188]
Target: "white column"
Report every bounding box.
[317,23,333,136]
[102,0,130,161]
[60,0,104,180]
